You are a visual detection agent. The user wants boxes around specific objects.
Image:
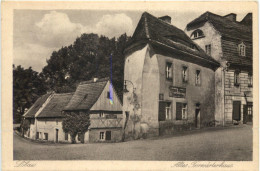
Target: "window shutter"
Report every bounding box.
[158,102,166,121]
[176,102,182,120]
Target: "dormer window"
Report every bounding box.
[238,42,246,56]
[191,29,204,39]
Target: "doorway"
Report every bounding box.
[195,109,200,128]
[55,129,59,143]
[233,101,241,121]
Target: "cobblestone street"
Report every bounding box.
[14,125,253,161]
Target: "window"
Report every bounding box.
[182,66,188,83]
[165,103,171,120]
[65,132,68,141]
[159,94,164,101]
[44,133,48,140]
[238,42,246,56]
[166,62,173,80]
[100,132,105,140]
[107,91,110,99]
[158,102,171,121]
[205,44,211,55]
[248,105,252,116]
[191,29,204,39]
[234,71,240,86]
[99,112,105,118]
[248,73,253,87]
[195,70,201,85]
[176,103,187,120]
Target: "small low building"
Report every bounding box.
[64,77,123,143]
[22,92,73,143]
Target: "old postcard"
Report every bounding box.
[2,1,259,171]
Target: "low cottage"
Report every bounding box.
[22,92,73,142]
[64,77,123,143]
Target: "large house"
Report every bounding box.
[185,12,253,125]
[64,77,123,143]
[122,12,220,139]
[22,92,73,142]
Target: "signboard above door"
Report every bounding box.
[169,86,186,98]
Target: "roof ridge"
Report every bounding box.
[79,77,109,85]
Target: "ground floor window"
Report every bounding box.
[100,132,105,140]
[176,102,187,120]
[106,131,111,140]
[248,105,252,116]
[44,133,48,140]
[159,102,172,121]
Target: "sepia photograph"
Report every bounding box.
[2,1,258,171]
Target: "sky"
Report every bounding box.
[13,9,250,72]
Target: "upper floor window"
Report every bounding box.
[99,112,105,118]
[191,29,204,39]
[182,66,188,83]
[195,70,201,86]
[166,62,173,80]
[238,42,246,56]
[248,73,253,87]
[205,44,211,55]
[234,71,240,86]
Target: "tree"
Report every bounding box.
[62,111,91,144]
[13,65,47,123]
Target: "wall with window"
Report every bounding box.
[89,129,122,143]
[156,54,216,127]
[185,22,223,61]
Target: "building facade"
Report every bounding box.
[185,12,253,125]
[64,77,123,143]
[123,12,219,139]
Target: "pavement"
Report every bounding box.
[13,124,253,161]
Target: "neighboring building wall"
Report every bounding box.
[35,118,68,142]
[224,70,252,124]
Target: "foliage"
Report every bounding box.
[62,112,91,143]
[13,65,47,123]
[42,33,131,100]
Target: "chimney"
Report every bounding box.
[93,78,98,82]
[158,15,171,24]
[224,13,237,22]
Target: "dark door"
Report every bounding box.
[106,131,111,140]
[195,109,200,128]
[36,132,39,139]
[247,103,253,122]
[233,101,241,121]
[243,105,248,124]
[56,129,58,143]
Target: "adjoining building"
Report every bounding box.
[22,92,73,143]
[123,12,220,139]
[185,12,253,125]
[64,77,123,143]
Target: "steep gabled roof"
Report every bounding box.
[23,93,52,118]
[64,78,109,111]
[36,93,73,118]
[186,11,252,41]
[126,12,219,69]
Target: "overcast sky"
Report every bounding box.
[13,10,250,72]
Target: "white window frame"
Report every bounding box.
[182,66,188,82]
[165,103,171,120]
[166,62,173,80]
[195,70,201,85]
[182,104,187,119]
[248,74,253,87]
[238,42,246,56]
[100,132,105,140]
